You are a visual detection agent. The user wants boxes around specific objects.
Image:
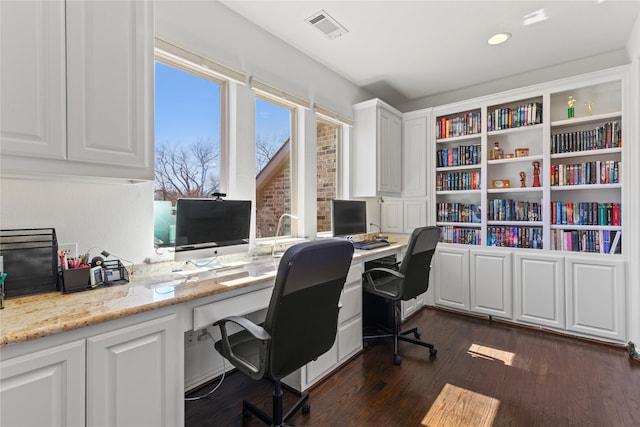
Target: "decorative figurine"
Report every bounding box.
[568,96,576,118]
[532,160,541,187]
[585,101,593,116]
[490,142,504,160]
[520,171,527,188]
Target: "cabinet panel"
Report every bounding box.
[305,341,338,386]
[87,313,180,427]
[378,108,402,194]
[404,199,428,233]
[434,246,469,310]
[381,199,404,233]
[338,317,362,361]
[66,0,153,170]
[403,115,428,197]
[565,257,625,341]
[0,0,66,159]
[470,250,512,318]
[514,253,565,329]
[0,340,85,427]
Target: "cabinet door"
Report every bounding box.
[470,249,512,319]
[404,199,428,233]
[434,246,470,311]
[514,253,565,329]
[381,199,404,233]
[378,108,402,194]
[0,340,85,427]
[66,0,153,173]
[565,256,625,342]
[0,0,66,160]
[402,116,428,197]
[87,313,180,427]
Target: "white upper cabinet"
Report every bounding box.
[402,111,429,198]
[0,1,66,159]
[0,0,154,181]
[352,99,402,197]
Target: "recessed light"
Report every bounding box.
[488,32,511,45]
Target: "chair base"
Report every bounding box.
[242,379,310,426]
[363,302,437,365]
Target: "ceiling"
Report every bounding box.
[220,0,639,107]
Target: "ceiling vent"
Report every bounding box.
[305,10,348,39]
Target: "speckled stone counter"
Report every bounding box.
[0,237,407,347]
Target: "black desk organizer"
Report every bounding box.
[102,260,129,285]
[0,228,59,297]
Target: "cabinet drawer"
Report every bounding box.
[193,287,273,330]
[346,262,363,284]
[305,341,337,385]
[338,282,362,324]
[338,317,362,361]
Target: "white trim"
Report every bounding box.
[314,104,354,127]
[154,37,246,84]
[250,77,311,109]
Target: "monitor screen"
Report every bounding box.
[174,199,251,262]
[331,199,367,237]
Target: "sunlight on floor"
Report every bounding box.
[422,383,500,427]
[467,343,515,366]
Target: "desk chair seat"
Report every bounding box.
[363,226,440,365]
[213,239,354,426]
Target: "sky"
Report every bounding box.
[154,62,290,162]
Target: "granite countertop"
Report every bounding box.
[0,237,407,347]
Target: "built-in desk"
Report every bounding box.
[0,238,407,427]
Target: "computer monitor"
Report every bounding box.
[174,198,251,264]
[331,199,367,237]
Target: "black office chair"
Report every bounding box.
[362,226,440,365]
[213,239,354,426]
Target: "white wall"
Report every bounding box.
[0,1,371,265]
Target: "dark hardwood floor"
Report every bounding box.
[185,308,640,426]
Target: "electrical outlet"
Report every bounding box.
[185,330,197,348]
[59,243,78,259]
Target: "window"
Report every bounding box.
[255,97,294,238]
[153,60,223,247]
[316,119,340,233]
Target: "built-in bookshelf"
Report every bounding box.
[433,74,624,255]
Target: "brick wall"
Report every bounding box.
[316,122,338,233]
[255,121,337,237]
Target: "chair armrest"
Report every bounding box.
[363,267,405,293]
[213,315,271,341]
[213,315,271,376]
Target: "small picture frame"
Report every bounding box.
[492,179,511,189]
[515,148,529,158]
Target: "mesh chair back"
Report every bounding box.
[398,226,440,301]
[264,239,354,378]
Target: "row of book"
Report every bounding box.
[550,160,620,186]
[551,121,622,154]
[436,112,482,139]
[549,229,621,254]
[436,203,481,223]
[436,171,481,191]
[551,201,621,226]
[487,226,543,249]
[436,144,481,168]
[439,226,481,245]
[488,199,542,222]
[487,102,542,131]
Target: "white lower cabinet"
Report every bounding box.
[381,199,404,233]
[470,249,512,319]
[0,340,85,427]
[434,245,470,311]
[286,262,363,391]
[87,313,180,427]
[514,253,565,329]
[565,256,626,342]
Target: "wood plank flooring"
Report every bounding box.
[185,307,640,426]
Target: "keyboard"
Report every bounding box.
[352,239,391,250]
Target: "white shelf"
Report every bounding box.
[436,222,481,228]
[436,134,481,144]
[551,147,621,159]
[436,189,481,196]
[487,187,543,194]
[551,183,621,191]
[551,111,622,128]
[436,164,481,172]
[487,221,543,227]
[550,224,622,231]
[488,154,544,165]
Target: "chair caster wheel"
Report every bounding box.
[242,407,251,417]
[414,331,421,339]
[429,348,438,357]
[302,402,311,413]
[393,355,402,365]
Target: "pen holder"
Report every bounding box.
[62,267,91,293]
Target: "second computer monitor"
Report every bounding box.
[331,199,367,237]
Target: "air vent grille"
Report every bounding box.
[305,9,348,39]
